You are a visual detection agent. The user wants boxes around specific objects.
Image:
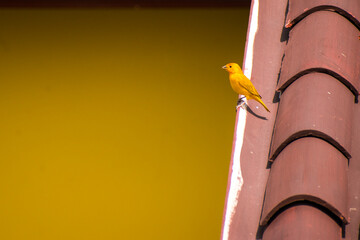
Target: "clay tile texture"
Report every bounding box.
[221,0,360,240]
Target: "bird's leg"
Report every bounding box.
[236,101,246,111]
[235,97,246,112]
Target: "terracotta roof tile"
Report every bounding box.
[262,5,359,238]
[263,205,342,240]
[278,11,360,103]
[285,0,360,30]
[271,73,354,161]
[263,138,348,227]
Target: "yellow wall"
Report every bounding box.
[0,8,249,240]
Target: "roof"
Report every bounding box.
[222,0,360,239]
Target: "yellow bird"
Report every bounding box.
[222,63,270,112]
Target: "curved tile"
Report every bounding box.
[262,138,348,226]
[278,11,360,102]
[278,68,358,103]
[263,205,342,240]
[285,2,360,30]
[271,73,354,161]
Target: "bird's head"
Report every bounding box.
[222,63,242,74]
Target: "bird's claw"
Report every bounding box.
[235,102,246,112]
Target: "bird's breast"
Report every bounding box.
[229,74,248,96]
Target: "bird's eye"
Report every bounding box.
[229,66,232,68]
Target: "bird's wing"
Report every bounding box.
[235,75,262,98]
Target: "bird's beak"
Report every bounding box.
[222,65,227,69]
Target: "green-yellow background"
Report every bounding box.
[0,8,249,240]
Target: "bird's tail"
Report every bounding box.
[254,96,270,112]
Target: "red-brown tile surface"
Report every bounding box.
[285,0,360,30]
[347,105,360,240]
[278,11,360,102]
[262,3,360,239]
[263,205,342,240]
[271,73,354,161]
[222,0,360,239]
[262,138,348,226]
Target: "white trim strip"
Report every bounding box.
[221,0,259,239]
